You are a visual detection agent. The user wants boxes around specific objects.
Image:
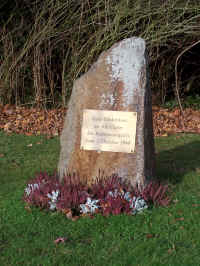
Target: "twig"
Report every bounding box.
[175,39,200,124]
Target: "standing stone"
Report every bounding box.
[58,37,155,188]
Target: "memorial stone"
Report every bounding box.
[58,37,155,188]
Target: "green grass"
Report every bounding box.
[0,131,200,266]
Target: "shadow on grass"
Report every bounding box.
[156,139,200,184]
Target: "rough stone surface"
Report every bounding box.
[58,37,155,188]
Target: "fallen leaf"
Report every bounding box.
[174,109,180,117]
[195,168,200,173]
[25,132,33,136]
[191,114,200,122]
[61,208,73,219]
[168,248,174,254]
[152,105,160,111]
[27,143,33,147]
[146,234,154,239]
[71,216,79,221]
[168,244,176,254]
[53,131,59,136]
[66,211,73,219]
[25,205,32,212]
[175,217,184,221]
[0,104,200,137]
[54,237,67,244]
[3,122,11,131]
[0,153,4,158]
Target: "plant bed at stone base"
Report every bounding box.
[23,171,171,220]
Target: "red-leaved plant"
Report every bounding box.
[100,196,131,216]
[90,172,133,216]
[23,171,61,209]
[134,181,171,207]
[23,171,171,218]
[56,173,90,213]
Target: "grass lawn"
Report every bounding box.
[0,131,200,266]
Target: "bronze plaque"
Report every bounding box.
[81,109,137,153]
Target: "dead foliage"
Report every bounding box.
[0,104,200,137]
